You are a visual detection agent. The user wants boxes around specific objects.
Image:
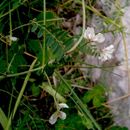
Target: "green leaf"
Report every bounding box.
[110,126,128,130]
[10,54,27,73]
[27,39,42,62]
[57,80,70,95]
[0,108,9,130]
[31,23,38,32]
[40,83,66,103]
[37,11,57,21]
[93,97,102,107]
[28,40,42,53]
[37,28,43,38]
[55,113,86,130]
[81,116,93,129]
[83,91,94,103]
[82,84,105,107]
[31,84,41,97]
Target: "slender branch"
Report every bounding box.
[6,59,37,130]
[42,0,46,67]
[0,66,44,80]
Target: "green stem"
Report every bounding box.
[6,59,37,130]
[44,72,59,109]
[0,66,44,80]
[42,0,46,67]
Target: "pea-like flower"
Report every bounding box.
[49,103,69,125]
[9,36,18,42]
[98,44,115,62]
[83,27,105,44]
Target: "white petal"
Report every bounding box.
[10,36,18,41]
[58,103,69,109]
[49,112,58,125]
[103,45,114,52]
[98,45,115,62]
[93,33,105,43]
[90,42,96,45]
[83,27,95,40]
[59,111,67,120]
[99,54,112,62]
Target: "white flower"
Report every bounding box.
[58,103,69,109]
[98,44,115,62]
[49,103,69,125]
[83,27,105,44]
[9,36,18,42]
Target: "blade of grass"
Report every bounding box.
[0,65,44,80]
[6,58,37,130]
[0,108,10,130]
[42,0,46,68]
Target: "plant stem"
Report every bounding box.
[42,0,46,67]
[0,66,44,80]
[5,59,37,130]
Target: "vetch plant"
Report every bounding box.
[5,36,18,46]
[98,44,115,62]
[49,103,69,125]
[83,27,114,62]
[83,27,105,44]
[9,36,18,42]
[0,0,123,129]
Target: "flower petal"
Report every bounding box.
[98,44,115,62]
[83,27,95,40]
[59,111,67,120]
[98,54,112,62]
[103,44,114,53]
[49,112,58,125]
[10,36,18,42]
[93,33,105,43]
[58,103,69,109]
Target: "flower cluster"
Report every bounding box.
[49,103,69,125]
[83,27,115,62]
[98,44,115,62]
[83,27,105,44]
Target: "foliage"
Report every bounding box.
[0,0,128,130]
[83,84,106,107]
[55,113,86,130]
[110,126,128,130]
